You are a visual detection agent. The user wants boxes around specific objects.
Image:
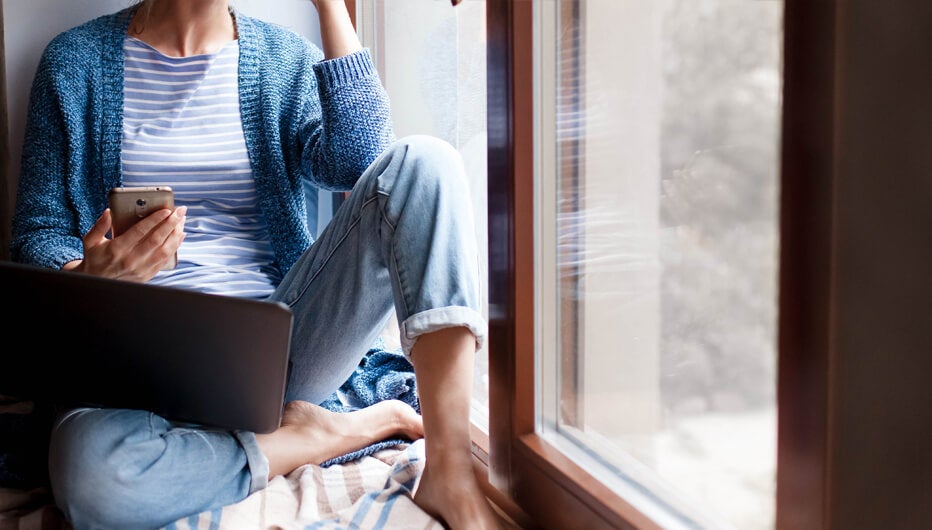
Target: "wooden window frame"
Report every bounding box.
[476,1,932,529]
[480,2,664,528]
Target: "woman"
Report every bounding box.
[11,0,503,528]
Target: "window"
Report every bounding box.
[536,1,782,528]
[485,0,783,528]
[485,1,932,530]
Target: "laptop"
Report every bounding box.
[0,260,293,434]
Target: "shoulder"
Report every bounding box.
[39,9,128,74]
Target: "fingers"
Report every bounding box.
[133,206,187,270]
[124,207,174,241]
[154,206,187,268]
[84,206,186,281]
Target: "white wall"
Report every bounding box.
[0,0,324,258]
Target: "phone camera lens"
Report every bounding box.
[136,198,147,206]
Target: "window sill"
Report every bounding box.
[470,422,537,529]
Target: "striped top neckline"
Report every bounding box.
[125,35,239,61]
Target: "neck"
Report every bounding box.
[130,0,236,57]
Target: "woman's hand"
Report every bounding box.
[310,0,362,59]
[65,206,187,282]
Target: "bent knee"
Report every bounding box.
[392,134,460,161]
[387,135,469,192]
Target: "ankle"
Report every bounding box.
[422,456,478,491]
[424,440,474,468]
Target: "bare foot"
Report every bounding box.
[413,458,507,530]
[282,399,424,445]
[257,400,424,477]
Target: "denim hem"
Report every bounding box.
[234,430,269,494]
[399,306,488,358]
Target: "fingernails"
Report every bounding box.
[175,205,188,217]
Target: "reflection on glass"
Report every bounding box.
[542,1,782,528]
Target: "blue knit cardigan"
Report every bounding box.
[11,6,394,274]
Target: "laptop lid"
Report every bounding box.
[0,261,292,434]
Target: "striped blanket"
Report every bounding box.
[0,440,440,530]
[163,440,441,530]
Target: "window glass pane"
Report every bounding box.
[356,0,490,428]
[538,1,782,528]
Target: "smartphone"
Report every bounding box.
[108,186,178,270]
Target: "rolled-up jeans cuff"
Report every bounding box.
[234,430,269,494]
[399,306,488,358]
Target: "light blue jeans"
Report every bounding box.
[47,135,486,530]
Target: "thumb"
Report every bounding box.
[84,208,113,245]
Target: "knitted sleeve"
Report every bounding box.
[301,48,396,191]
[11,44,86,269]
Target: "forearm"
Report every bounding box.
[314,0,360,60]
[302,1,393,188]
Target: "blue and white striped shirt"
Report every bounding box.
[122,36,280,299]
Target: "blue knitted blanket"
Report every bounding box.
[317,338,419,467]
